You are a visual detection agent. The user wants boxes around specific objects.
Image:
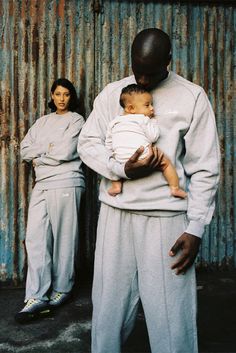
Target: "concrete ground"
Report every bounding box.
[0,271,236,353]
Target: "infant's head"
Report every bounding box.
[119,84,154,118]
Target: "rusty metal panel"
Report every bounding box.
[0,0,235,285]
[94,1,236,269]
[0,0,95,284]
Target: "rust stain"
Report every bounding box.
[30,0,38,19]
[1,91,11,137]
[22,80,29,117]
[58,0,65,20]
[78,67,86,117]
[33,81,37,111]
[8,0,14,17]
[20,0,25,18]
[12,155,19,286]
[0,1,3,17]
[32,25,39,63]
[0,95,3,124]
[13,29,19,138]
[211,15,217,112]
[53,33,58,71]
[24,21,29,64]
[38,0,44,22]
[61,40,66,76]
[203,10,209,94]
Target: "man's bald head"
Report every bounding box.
[131,28,171,91]
[132,28,171,66]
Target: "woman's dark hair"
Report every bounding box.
[48,78,80,113]
[119,84,150,108]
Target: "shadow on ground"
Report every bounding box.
[0,272,236,353]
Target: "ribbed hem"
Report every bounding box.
[35,178,85,190]
[108,158,129,179]
[185,220,205,238]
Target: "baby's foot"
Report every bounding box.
[170,187,187,199]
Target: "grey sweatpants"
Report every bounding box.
[92,203,198,353]
[25,187,83,301]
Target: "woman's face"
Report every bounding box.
[51,85,71,114]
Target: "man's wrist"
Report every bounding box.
[185,220,205,238]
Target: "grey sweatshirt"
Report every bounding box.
[21,111,85,189]
[78,72,220,237]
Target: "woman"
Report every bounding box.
[15,78,85,323]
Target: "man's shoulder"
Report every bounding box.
[104,75,135,96]
[169,72,204,95]
[95,76,135,106]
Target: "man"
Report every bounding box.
[78,28,220,353]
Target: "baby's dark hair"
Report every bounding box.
[119,84,150,108]
[48,78,80,113]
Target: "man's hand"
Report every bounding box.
[169,233,201,275]
[124,144,164,179]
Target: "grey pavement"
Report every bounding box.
[0,272,236,353]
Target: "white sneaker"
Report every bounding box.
[15,299,50,323]
[49,291,71,307]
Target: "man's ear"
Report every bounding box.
[167,52,172,65]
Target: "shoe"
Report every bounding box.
[49,291,71,307]
[15,299,50,324]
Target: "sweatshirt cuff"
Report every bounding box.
[185,220,205,238]
[107,157,129,180]
[33,157,45,166]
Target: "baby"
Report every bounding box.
[105,84,187,198]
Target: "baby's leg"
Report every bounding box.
[162,159,187,199]
[108,180,123,196]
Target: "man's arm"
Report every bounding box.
[169,89,221,274]
[78,86,164,180]
[78,87,126,180]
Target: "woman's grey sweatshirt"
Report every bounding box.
[78,72,221,238]
[21,111,85,190]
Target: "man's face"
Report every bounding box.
[132,57,168,91]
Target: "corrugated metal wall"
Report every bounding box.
[0,0,235,285]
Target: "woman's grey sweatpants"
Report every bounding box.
[92,203,198,353]
[25,187,83,301]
